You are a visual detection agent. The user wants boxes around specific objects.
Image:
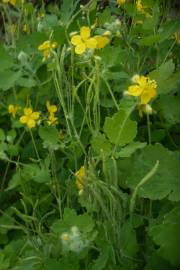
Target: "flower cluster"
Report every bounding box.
[8,101,59,128]
[20,108,40,128]
[61,226,88,253]
[71,26,109,55]
[38,40,57,61]
[127,75,157,105]
[46,101,58,126]
[75,166,85,193]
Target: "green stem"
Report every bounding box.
[129,160,159,215]
[147,113,151,145]
[29,129,40,161]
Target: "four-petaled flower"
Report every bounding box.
[20,108,40,128]
[127,75,157,105]
[71,26,97,54]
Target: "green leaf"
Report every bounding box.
[33,166,51,183]
[98,7,111,25]
[60,0,80,25]
[6,171,21,191]
[139,34,161,46]
[116,142,147,158]
[91,133,112,156]
[0,209,14,234]
[98,46,123,68]
[91,245,110,270]
[6,163,50,190]
[158,95,180,125]
[44,258,79,270]
[16,32,47,54]
[0,70,21,91]
[39,126,60,150]
[16,77,37,88]
[120,220,138,257]
[0,253,9,270]
[51,208,94,235]
[149,60,175,94]
[0,129,5,141]
[145,252,178,270]
[0,45,13,71]
[126,144,180,200]
[149,207,180,267]
[103,109,137,146]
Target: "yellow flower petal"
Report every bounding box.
[95,36,109,49]
[31,112,40,120]
[46,101,57,113]
[8,104,14,114]
[140,92,152,105]
[71,35,82,45]
[20,115,28,124]
[75,166,85,191]
[24,108,33,116]
[117,0,126,6]
[75,43,86,54]
[85,37,97,49]
[80,26,90,41]
[38,41,51,51]
[27,119,36,128]
[128,85,143,96]
[47,114,58,125]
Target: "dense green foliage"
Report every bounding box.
[0,0,180,269]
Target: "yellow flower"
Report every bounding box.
[128,75,157,104]
[117,0,126,6]
[38,40,57,60]
[47,114,58,126]
[95,35,109,49]
[71,26,97,54]
[20,108,40,128]
[46,101,57,114]
[75,166,85,191]
[46,101,58,125]
[136,0,150,17]
[3,0,16,5]
[8,104,20,118]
